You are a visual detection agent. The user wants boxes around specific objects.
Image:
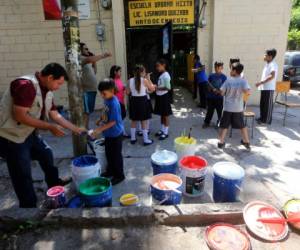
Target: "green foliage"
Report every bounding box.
[288,29,300,50]
[293,0,300,8]
[290,5,300,29]
[288,0,300,50]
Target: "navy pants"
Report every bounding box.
[0,133,60,208]
[259,90,274,124]
[204,98,223,125]
[104,134,124,179]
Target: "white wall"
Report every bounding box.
[212,0,292,104]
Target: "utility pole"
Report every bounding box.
[61,0,87,156]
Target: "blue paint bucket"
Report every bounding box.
[72,155,100,190]
[151,150,178,175]
[213,162,245,202]
[151,173,182,205]
[79,177,112,207]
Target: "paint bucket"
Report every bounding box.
[150,173,182,205]
[119,193,139,206]
[151,150,178,175]
[179,156,208,197]
[72,155,100,190]
[79,177,112,207]
[93,139,107,174]
[174,136,197,160]
[46,186,66,209]
[213,162,245,202]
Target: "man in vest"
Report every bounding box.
[0,63,85,208]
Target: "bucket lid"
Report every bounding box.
[120,193,139,206]
[180,156,207,170]
[151,150,178,166]
[205,223,251,250]
[243,201,289,242]
[283,199,300,230]
[213,161,245,180]
[47,186,64,197]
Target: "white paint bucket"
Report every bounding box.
[71,155,100,190]
[93,139,107,174]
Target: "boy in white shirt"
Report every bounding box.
[256,49,278,125]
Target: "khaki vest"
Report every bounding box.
[0,74,53,143]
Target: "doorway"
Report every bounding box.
[124,0,199,84]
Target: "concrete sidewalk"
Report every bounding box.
[1,86,300,209]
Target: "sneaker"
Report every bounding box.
[159,134,168,140]
[241,140,251,151]
[144,140,154,146]
[137,131,143,136]
[111,176,125,186]
[217,142,225,149]
[155,130,163,137]
[202,123,209,129]
[130,139,137,145]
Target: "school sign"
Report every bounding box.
[128,0,194,26]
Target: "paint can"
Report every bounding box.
[93,138,107,174]
[212,161,245,202]
[46,186,66,209]
[150,173,182,205]
[79,177,112,207]
[151,150,178,175]
[174,136,197,160]
[179,155,208,197]
[72,155,100,190]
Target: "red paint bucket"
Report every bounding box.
[179,156,208,197]
[46,186,66,209]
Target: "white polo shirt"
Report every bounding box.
[259,61,278,91]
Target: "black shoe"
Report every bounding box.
[57,177,72,186]
[101,172,113,178]
[111,176,125,186]
[241,140,251,151]
[123,134,131,139]
[144,140,154,146]
[159,134,168,140]
[137,131,143,136]
[217,142,225,149]
[130,139,137,145]
[202,123,209,129]
[155,130,163,137]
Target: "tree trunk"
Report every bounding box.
[61,0,87,156]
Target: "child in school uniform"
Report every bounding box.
[109,65,129,138]
[203,61,227,128]
[128,65,156,146]
[154,59,173,140]
[90,79,125,185]
[218,62,251,151]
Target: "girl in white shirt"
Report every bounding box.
[127,65,155,146]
